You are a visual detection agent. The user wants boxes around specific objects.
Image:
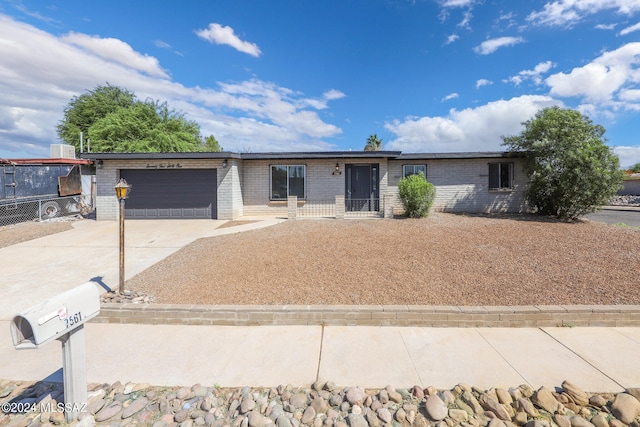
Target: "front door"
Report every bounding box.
[345,164,379,211]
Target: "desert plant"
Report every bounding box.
[398,172,436,217]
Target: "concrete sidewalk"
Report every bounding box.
[0,321,639,392]
[0,217,284,321]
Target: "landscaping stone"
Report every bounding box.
[1,379,638,427]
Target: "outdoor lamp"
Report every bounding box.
[114,178,131,200]
[115,178,131,295]
[222,159,228,168]
[332,162,342,175]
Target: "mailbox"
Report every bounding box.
[10,282,100,349]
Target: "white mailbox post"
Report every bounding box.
[10,282,100,422]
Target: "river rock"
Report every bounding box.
[301,406,316,425]
[366,409,382,427]
[241,396,257,414]
[346,413,368,427]
[569,416,594,427]
[449,409,469,423]
[562,382,589,407]
[290,393,308,409]
[249,411,266,427]
[277,415,294,427]
[611,393,640,424]
[346,388,366,406]
[462,391,484,415]
[95,401,123,422]
[310,397,328,414]
[479,394,511,421]
[496,389,513,406]
[590,414,609,427]
[488,418,507,427]
[377,407,392,423]
[532,387,559,414]
[425,394,448,421]
[122,396,149,418]
[517,398,539,417]
[554,414,571,427]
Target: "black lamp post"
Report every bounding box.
[114,178,131,294]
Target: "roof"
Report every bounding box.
[81,150,522,161]
[80,152,241,160]
[0,158,93,165]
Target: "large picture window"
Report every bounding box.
[270,165,306,200]
[489,162,513,190]
[403,164,427,178]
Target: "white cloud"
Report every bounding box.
[620,21,640,35]
[545,42,640,105]
[440,0,475,7]
[507,61,555,86]
[445,34,459,44]
[596,23,617,30]
[528,0,640,27]
[476,79,493,88]
[385,95,561,153]
[458,10,473,29]
[442,93,459,102]
[0,14,342,157]
[195,23,261,57]
[154,40,171,49]
[61,32,170,78]
[474,37,524,55]
[614,145,640,168]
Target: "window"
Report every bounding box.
[489,162,513,190]
[270,165,306,200]
[403,164,427,178]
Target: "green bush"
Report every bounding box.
[398,173,436,218]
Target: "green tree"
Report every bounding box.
[502,107,623,220]
[364,134,382,151]
[56,84,136,152]
[201,135,223,152]
[87,100,202,152]
[398,172,436,218]
[628,163,640,173]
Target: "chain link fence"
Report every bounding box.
[0,196,93,227]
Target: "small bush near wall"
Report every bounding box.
[398,172,436,217]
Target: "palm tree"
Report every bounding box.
[364,134,382,151]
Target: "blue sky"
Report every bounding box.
[1,0,640,167]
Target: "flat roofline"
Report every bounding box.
[80,150,522,161]
[80,152,241,160]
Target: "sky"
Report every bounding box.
[1,1,640,167]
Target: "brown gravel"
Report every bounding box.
[128,213,640,306]
[0,220,73,248]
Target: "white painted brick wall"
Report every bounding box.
[241,158,389,215]
[386,158,528,214]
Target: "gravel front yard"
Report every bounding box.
[128,213,640,306]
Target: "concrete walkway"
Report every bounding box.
[0,321,639,392]
[2,217,640,393]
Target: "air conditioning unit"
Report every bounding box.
[50,144,76,159]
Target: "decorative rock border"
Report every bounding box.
[94,304,640,327]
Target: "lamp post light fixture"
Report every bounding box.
[114,178,131,294]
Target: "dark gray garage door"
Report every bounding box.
[120,169,217,219]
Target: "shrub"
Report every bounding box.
[398,173,436,218]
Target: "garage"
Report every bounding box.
[120,169,217,219]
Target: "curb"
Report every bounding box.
[94,304,640,327]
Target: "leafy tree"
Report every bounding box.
[201,135,223,152]
[398,172,436,218]
[502,107,623,220]
[87,100,202,152]
[57,84,136,152]
[58,84,203,153]
[364,134,382,151]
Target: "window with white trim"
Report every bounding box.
[488,162,513,190]
[403,164,427,178]
[270,165,306,200]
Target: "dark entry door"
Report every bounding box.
[345,164,379,211]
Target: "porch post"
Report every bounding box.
[335,195,345,219]
[383,194,394,218]
[287,196,297,219]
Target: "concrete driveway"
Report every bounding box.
[0,218,283,320]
